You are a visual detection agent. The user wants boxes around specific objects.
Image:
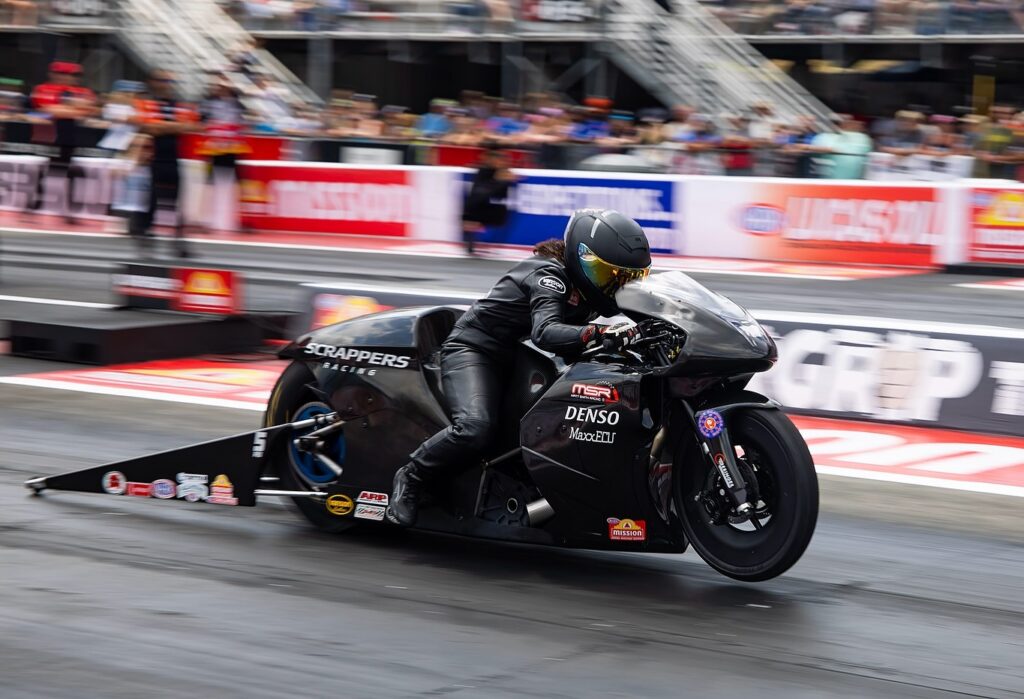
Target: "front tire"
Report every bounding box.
[674,408,818,582]
[264,361,357,533]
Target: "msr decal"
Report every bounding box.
[357,491,388,506]
[325,494,354,516]
[354,503,386,521]
[571,382,620,404]
[303,343,411,369]
[607,518,646,542]
[208,474,239,506]
[538,276,567,294]
[102,471,127,495]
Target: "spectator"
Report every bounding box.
[567,106,610,142]
[973,104,1024,179]
[663,104,695,142]
[98,80,144,153]
[485,102,528,141]
[112,134,155,256]
[417,99,453,139]
[880,110,926,155]
[200,79,247,232]
[810,114,874,178]
[29,61,96,222]
[461,146,516,255]
[439,108,482,146]
[134,69,200,258]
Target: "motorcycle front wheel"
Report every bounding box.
[674,408,818,582]
[264,361,358,534]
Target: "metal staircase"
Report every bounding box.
[116,0,319,112]
[603,0,835,127]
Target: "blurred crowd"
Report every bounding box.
[1,63,1022,181]
[704,0,1024,35]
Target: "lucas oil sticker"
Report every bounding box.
[607,518,646,542]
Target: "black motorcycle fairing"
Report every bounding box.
[615,272,777,377]
[521,362,684,551]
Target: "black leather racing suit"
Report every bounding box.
[410,255,597,478]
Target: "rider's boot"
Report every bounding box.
[386,463,425,527]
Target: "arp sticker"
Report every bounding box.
[208,474,239,506]
[697,410,724,439]
[102,471,127,495]
[607,518,646,542]
[125,482,152,498]
[326,494,354,516]
[538,276,567,294]
[354,503,386,521]
[357,490,388,506]
[151,479,177,499]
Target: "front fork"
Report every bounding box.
[689,400,781,517]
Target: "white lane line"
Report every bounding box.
[0,377,265,411]
[955,282,1024,291]
[751,310,1024,339]
[815,465,1024,498]
[0,295,115,309]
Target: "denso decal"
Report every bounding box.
[303,343,411,368]
[570,382,619,404]
[607,518,646,542]
[565,405,620,425]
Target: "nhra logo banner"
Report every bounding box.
[476,172,679,253]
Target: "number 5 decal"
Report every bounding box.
[252,431,268,458]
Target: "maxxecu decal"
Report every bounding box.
[304,342,412,370]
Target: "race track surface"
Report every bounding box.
[1,385,1022,699]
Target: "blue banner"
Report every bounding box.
[474,173,679,253]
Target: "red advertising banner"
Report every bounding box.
[968,187,1024,265]
[430,145,535,168]
[686,180,945,268]
[237,163,414,236]
[180,134,290,161]
[173,268,243,314]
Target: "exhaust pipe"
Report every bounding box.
[526,498,554,526]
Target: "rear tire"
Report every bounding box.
[674,408,818,582]
[264,361,357,534]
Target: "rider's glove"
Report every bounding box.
[601,321,641,350]
[582,321,641,350]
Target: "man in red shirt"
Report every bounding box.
[28,62,96,221]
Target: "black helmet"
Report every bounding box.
[563,209,652,315]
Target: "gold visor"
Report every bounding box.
[578,242,650,297]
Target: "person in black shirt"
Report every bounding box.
[135,70,200,258]
[386,209,653,527]
[461,146,516,255]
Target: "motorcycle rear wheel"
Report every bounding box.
[674,408,818,582]
[264,361,358,534]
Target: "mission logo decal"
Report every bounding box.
[538,276,567,294]
[697,410,724,438]
[607,518,646,542]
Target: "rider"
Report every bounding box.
[386,209,653,527]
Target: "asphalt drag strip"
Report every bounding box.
[1,385,1022,698]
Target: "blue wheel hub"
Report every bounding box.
[289,402,345,485]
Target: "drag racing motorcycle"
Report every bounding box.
[27,271,818,582]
